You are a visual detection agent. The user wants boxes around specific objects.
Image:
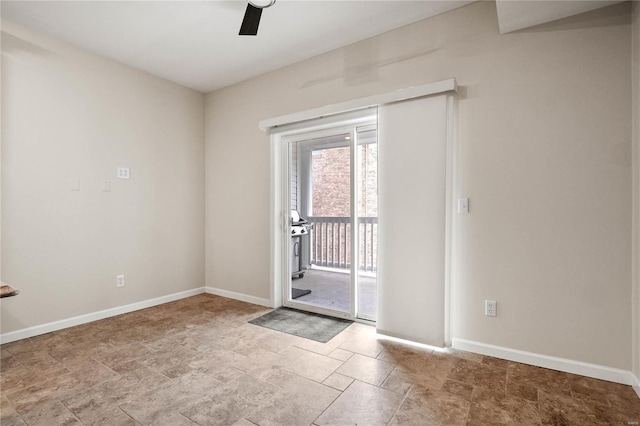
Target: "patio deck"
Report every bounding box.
[291,268,377,319]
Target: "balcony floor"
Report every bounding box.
[291,268,377,319]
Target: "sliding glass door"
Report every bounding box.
[283,119,377,321]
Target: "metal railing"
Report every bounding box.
[308,216,378,272]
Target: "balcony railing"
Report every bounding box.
[308,216,378,272]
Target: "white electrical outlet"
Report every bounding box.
[116,275,125,288]
[485,300,497,317]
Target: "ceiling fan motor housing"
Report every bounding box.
[249,0,276,9]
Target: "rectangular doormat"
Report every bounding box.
[249,308,353,343]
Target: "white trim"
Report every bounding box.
[270,132,283,310]
[443,94,456,347]
[452,338,635,386]
[632,373,640,398]
[271,109,377,139]
[349,125,358,320]
[205,286,271,308]
[0,287,205,344]
[259,78,457,131]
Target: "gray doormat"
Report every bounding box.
[249,308,353,343]
[291,288,311,299]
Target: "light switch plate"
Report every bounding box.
[70,178,80,191]
[458,197,469,214]
[101,179,111,192]
[117,167,130,180]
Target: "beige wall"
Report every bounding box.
[632,1,640,379]
[205,1,632,369]
[1,21,205,334]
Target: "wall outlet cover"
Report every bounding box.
[485,300,497,317]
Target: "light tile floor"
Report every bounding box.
[1,294,639,425]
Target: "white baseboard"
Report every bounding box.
[632,373,640,398]
[452,338,634,386]
[205,286,272,308]
[0,287,205,344]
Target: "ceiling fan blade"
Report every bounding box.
[239,4,263,36]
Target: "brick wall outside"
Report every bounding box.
[311,144,378,217]
[310,144,378,271]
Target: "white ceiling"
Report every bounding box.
[1,1,474,92]
[0,0,626,93]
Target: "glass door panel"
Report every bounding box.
[283,120,377,322]
[287,133,352,315]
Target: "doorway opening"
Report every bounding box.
[284,117,378,322]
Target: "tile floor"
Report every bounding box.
[1,294,639,425]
